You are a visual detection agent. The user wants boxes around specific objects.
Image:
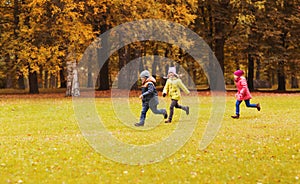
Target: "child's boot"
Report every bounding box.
[165,119,172,123]
[182,106,189,115]
[134,122,144,126]
[231,114,240,119]
[256,103,261,111]
[185,106,189,115]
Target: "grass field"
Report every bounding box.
[0,92,299,183]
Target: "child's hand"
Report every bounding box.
[139,95,143,99]
[237,94,243,100]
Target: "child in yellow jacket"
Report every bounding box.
[162,67,190,123]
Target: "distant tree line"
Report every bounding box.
[0,0,299,94]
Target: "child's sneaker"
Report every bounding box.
[256,103,261,111]
[186,106,189,115]
[134,123,144,127]
[231,114,240,119]
[165,120,172,123]
[163,110,168,119]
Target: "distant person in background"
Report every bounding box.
[163,67,190,123]
[231,69,261,119]
[135,70,168,127]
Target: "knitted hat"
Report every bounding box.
[168,67,177,75]
[140,70,150,78]
[234,70,244,77]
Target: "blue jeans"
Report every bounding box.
[139,102,166,124]
[235,99,257,115]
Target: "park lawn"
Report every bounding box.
[0,93,299,183]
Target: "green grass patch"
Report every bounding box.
[0,94,299,183]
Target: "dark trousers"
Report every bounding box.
[139,102,166,124]
[168,99,188,121]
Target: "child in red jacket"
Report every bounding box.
[231,70,261,119]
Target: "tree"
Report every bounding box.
[1,0,299,93]
[0,0,20,88]
[18,0,93,93]
[261,0,299,91]
[190,0,239,75]
[66,59,80,97]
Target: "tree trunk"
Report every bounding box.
[247,54,254,91]
[29,70,39,94]
[50,74,56,88]
[66,61,80,96]
[60,68,66,88]
[39,67,43,88]
[118,45,130,89]
[98,59,110,90]
[66,61,73,96]
[130,45,141,90]
[153,44,160,78]
[6,72,13,89]
[71,62,80,96]
[291,75,299,88]
[5,54,14,88]
[290,61,298,88]
[213,0,229,75]
[87,51,93,88]
[277,29,288,91]
[87,71,93,88]
[164,63,169,77]
[44,71,48,88]
[256,59,261,80]
[96,23,110,91]
[277,61,286,91]
[18,73,25,89]
[139,56,145,73]
[214,35,225,74]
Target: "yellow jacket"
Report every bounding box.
[163,77,190,100]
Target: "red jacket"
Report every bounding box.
[235,76,252,101]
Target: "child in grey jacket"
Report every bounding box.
[135,70,168,126]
